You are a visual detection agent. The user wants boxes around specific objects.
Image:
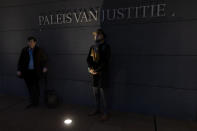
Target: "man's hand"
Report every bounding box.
[88,68,97,75]
[43,67,48,73]
[92,71,97,75]
[16,71,22,77]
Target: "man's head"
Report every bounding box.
[27,36,37,48]
[92,29,106,43]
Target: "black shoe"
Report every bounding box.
[99,114,110,121]
[25,104,34,109]
[88,110,101,116]
[26,103,39,109]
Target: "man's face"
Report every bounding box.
[93,32,104,41]
[28,40,36,48]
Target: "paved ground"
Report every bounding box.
[0,95,197,131]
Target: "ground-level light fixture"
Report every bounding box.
[64,119,72,126]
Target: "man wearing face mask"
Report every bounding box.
[87,29,111,121]
[17,36,48,109]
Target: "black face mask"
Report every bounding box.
[95,39,103,43]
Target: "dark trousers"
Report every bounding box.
[92,86,108,114]
[24,70,40,105]
[91,74,108,114]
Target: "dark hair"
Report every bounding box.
[27,36,37,42]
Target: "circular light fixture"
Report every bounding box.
[64,119,72,125]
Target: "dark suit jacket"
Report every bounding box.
[17,45,48,78]
[87,42,111,73]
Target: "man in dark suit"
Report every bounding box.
[87,29,111,121]
[17,36,48,108]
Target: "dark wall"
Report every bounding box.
[1,0,197,120]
